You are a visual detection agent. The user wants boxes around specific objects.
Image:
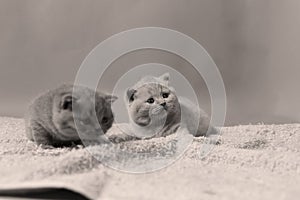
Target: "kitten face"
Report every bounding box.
[53,87,117,140]
[126,83,180,127]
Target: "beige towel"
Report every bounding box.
[0,117,299,200]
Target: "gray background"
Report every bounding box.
[0,0,299,126]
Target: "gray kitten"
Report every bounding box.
[110,73,215,143]
[25,84,117,147]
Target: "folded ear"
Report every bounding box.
[61,94,75,111]
[159,73,170,84]
[105,95,118,104]
[126,88,136,102]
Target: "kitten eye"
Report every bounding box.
[162,93,169,98]
[102,117,109,124]
[146,98,155,104]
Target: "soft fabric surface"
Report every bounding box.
[0,117,299,200]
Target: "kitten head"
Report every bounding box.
[125,73,180,128]
[52,85,117,141]
[130,73,170,90]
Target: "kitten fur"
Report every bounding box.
[114,73,215,142]
[25,84,117,147]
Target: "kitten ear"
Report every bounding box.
[105,95,118,104]
[61,94,74,111]
[159,73,170,84]
[126,88,136,102]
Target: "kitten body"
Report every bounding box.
[25,84,117,147]
[113,73,214,142]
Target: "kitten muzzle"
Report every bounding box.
[151,105,167,115]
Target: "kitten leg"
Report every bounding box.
[109,134,139,143]
[30,121,54,148]
[108,123,140,143]
[193,109,212,137]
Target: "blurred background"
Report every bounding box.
[0,0,299,126]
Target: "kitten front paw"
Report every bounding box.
[38,144,55,149]
[109,134,139,143]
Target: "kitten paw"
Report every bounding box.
[109,134,139,143]
[38,144,55,149]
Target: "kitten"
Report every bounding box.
[110,73,215,143]
[25,84,117,147]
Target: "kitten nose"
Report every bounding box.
[160,102,166,107]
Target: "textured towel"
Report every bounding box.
[0,117,299,200]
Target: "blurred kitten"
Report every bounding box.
[25,84,117,147]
